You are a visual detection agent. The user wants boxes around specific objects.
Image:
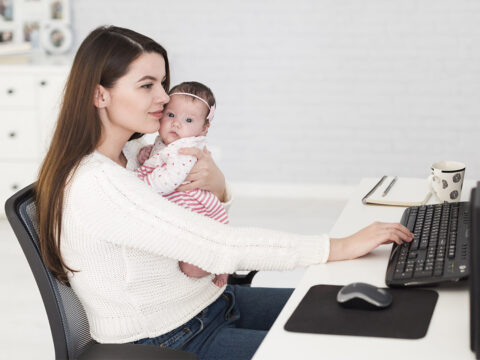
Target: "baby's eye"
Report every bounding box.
[168,112,174,118]
[185,118,193,123]
[141,83,153,89]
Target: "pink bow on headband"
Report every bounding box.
[207,104,215,121]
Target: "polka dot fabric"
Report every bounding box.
[135,135,228,224]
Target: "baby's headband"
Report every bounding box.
[170,92,215,121]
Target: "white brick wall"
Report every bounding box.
[71,0,480,185]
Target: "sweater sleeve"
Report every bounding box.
[70,156,330,274]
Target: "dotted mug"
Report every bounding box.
[427,161,466,203]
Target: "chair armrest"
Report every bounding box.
[79,343,197,360]
[228,271,258,286]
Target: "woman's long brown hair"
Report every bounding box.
[36,26,170,284]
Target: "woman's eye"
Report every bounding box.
[141,83,153,89]
[185,118,193,123]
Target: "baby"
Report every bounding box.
[135,81,229,287]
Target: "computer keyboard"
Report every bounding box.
[386,202,471,287]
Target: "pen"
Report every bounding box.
[362,176,387,204]
[382,176,398,197]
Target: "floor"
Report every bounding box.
[0,197,345,359]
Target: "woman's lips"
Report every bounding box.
[149,110,163,118]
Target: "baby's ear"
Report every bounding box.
[201,121,210,135]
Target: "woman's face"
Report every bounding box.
[104,52,169,136]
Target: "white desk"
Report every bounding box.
[253,178,476,360]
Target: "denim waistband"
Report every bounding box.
[133,286,235,350]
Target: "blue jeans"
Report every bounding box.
[132,285,293,360]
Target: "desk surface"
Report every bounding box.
[253,177,476,360]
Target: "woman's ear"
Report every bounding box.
[93,85,110,108]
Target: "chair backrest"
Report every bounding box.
[5,184,95,359]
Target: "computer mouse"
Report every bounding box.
[336,282,393,310]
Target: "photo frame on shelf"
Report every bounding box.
[40,21,71,54]
[0,0,16,44]
[0,29,13,44]
[48,0,70,22]
[0,0,14,22]
[23,20,39,46]
[0,0,72,56]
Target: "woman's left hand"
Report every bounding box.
[176,146,226,200]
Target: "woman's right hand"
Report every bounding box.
[176,146,226,200]
[328,222,414,262]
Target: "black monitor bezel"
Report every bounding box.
[470,184,480,357]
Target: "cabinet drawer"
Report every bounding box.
[0,161,38,217]
[0,75,36,107]
[0,110,39,160]
[38,74,65,156]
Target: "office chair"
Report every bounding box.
[5,184,198,359]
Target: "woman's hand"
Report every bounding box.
[328,222,414,262]
[176,146,227,200]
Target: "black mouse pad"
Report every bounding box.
[284,284,438,339]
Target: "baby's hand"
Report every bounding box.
[213,274,229,288]
[137,145,154,165]
[179,261,210,278]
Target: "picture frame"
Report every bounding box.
[48,0,70,22]
[0,0,14,22]
[23,20,39,43]
[0,29,14,43]
[0,0,72,55]
[40,21,71,54]
[0,0,17,46]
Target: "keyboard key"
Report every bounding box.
[406,215,416,232]
[420,239,429,250]
[414,269,433,278]
[415,260,425,271]
[435,266,444,275]
[394,268,403,277]
[393,271,413,280]
[405,265,415,273]
[410,237,420,251]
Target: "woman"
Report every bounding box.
[36,26,413,360]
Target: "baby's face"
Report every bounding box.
[159,95,209,145]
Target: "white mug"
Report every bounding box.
[427,161,466,202]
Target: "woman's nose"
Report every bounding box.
[155,87,170,105]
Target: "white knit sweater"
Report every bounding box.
[60,144,330,343]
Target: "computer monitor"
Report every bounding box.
[470,183,480,358]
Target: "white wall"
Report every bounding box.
[71,0,480,185]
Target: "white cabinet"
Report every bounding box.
[0,58,70,216]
